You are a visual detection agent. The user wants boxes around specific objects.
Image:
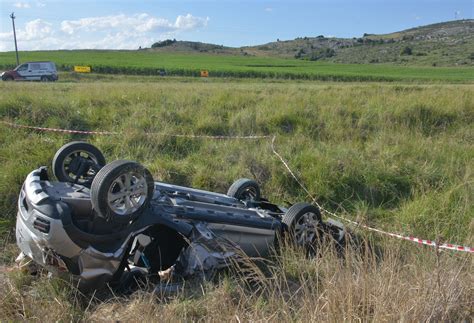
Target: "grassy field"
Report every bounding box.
[0,80,472,321]
[1,50,473,82]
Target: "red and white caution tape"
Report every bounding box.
[1,120,270,140]
[2,120,472,253]
[270,136,474,254]
[1,120,118,135]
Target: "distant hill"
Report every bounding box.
[149,39,236,54]
[149,20,474,66]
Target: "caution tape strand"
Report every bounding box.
[2,120,473,253]
[0,121,270,139]
[271,136,473,254]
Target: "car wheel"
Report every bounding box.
[227,178,261,201]
[282,202,323,250]
[3,75,14,81]
[40,76,50,82]
[53,141,106,186]
[91,160,154,224]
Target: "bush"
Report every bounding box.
[151,39,177,48]
[401,46,413,56]
[294,49,305,59]
[309,48,336,61]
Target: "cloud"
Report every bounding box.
[174,14,209,30]
[0,19,53,51]
[21,19,53,40]
[14,2,31,8]
[264,7,273,12]
[60,13,209,35]
[0,13,209,51]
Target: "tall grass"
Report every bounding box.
[0,80,472,320]
[0,81,471,241]
[1,237,472,321]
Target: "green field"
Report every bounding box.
[0,80,472,321]
[1,50,473,82]
[1,80,472,241]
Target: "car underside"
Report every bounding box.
[16,142,346,292]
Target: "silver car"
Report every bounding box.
[16,142,345,291]
[1,61,58,82]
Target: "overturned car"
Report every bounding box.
[16,142,346,291]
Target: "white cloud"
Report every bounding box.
[14,2,31,8]
[60,13,208,35]
[36,2,46,8]
[0,13,209,51]
[0,19,54,51]
[174,14,209,30]
[21,19,53,40]
[264,7,273,12]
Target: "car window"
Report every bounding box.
[15,64,28,71]
[30,63,41,70]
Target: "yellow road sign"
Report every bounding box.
[74,66,91,73]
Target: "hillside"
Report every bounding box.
[150,20,474,66]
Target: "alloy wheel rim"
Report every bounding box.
[294,212,320,246]
[107,171,148,216]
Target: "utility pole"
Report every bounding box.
[10,12,20,66]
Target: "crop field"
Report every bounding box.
[1,50,473,82]
[0,80,472,321]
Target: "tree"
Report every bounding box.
[151,39,177,48]
[401,46,413,55]
[309,48,335,61]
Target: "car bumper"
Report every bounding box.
[16,168,125,290]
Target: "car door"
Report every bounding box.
[28,63,42,80]
[15,63,30,80]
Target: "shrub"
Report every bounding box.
[309,48,336,61]
[294,49,305,59]
[401,46,413,55]
[151,39,177,48]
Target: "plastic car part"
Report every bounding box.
[227,178,261,201]
[53,141,106,186]
[91,160,154,224]
[282,202,323,248]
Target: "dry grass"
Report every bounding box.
[1,236,472,322]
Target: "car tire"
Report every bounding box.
[227,178,261,201]
[282,202,323,249]
[40,76,51,82]
[53,141,106,186]
[91,160,154,224]
[3,75,13,81]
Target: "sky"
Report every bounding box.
[0,0,472,51]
